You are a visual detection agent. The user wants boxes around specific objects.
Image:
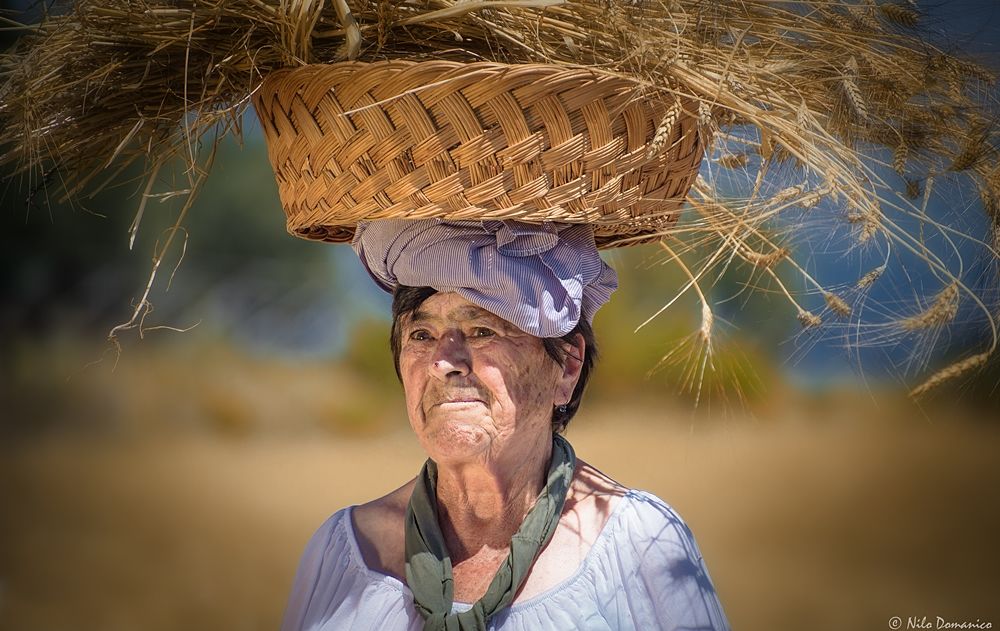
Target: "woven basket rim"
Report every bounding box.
[252,59,706,248]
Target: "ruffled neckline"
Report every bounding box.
[340,488,639,614]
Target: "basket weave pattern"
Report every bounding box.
[252,61,705,247]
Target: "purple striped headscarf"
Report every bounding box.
[351,219,618,337]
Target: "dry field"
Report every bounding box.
[2,401,999,631]
[2,343,999,630]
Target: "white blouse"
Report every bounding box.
[281,489,731,631]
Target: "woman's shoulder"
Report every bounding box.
[558,458,712,576]
[561,459,629,544]
[562,464,703,564]
[282,502,421,631]
[598,489,732,630]
[566,462,707,541]
[350,479,417,581]
[291,506,358,580]
[280,507,362,631]
[605,487,709,562]
[571,459,629,498]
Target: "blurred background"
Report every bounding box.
[2,1,1000,630]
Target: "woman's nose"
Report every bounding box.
[429,331,471,381]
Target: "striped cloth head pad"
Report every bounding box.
[352,219,618,337]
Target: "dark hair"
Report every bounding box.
[389,285,598,432]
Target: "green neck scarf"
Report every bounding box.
[404,434,576,631]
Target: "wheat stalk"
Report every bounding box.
[824,292,852,317]
[880,3,921,29]
[797,310,823,328]
[847,1,880,31]
[842,56,869,122]
[909,352,989,398]
[646,96,683,159]
[716,152,748,169]
[893,143,908,176]
[740,246,789,268]
[771,185,804,205]
[857,265,886,289]
[797,191,824,209]
[847,207,882,244]
[900,283,959,331]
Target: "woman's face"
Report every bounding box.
[397,292,579,465]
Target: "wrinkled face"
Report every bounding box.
[397,292,573,464]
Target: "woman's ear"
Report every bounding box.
[555,332,585,406]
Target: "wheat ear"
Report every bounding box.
[646,96,683,159]
[909,352,989,398]
[900,283,959,331]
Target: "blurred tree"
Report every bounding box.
[0,122,346,354]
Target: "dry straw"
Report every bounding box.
[1,0,998,398]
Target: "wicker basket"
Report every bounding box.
[252,60,706,248]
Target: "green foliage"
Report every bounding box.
[342,317,400,392]
[586,246,784,407]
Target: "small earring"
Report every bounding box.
[556,404,568,414]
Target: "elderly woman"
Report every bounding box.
[281,219,731,631]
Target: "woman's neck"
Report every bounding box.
[433,433,553,560]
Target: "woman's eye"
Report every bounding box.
[409,330,431,341]
[471,327,496,338]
